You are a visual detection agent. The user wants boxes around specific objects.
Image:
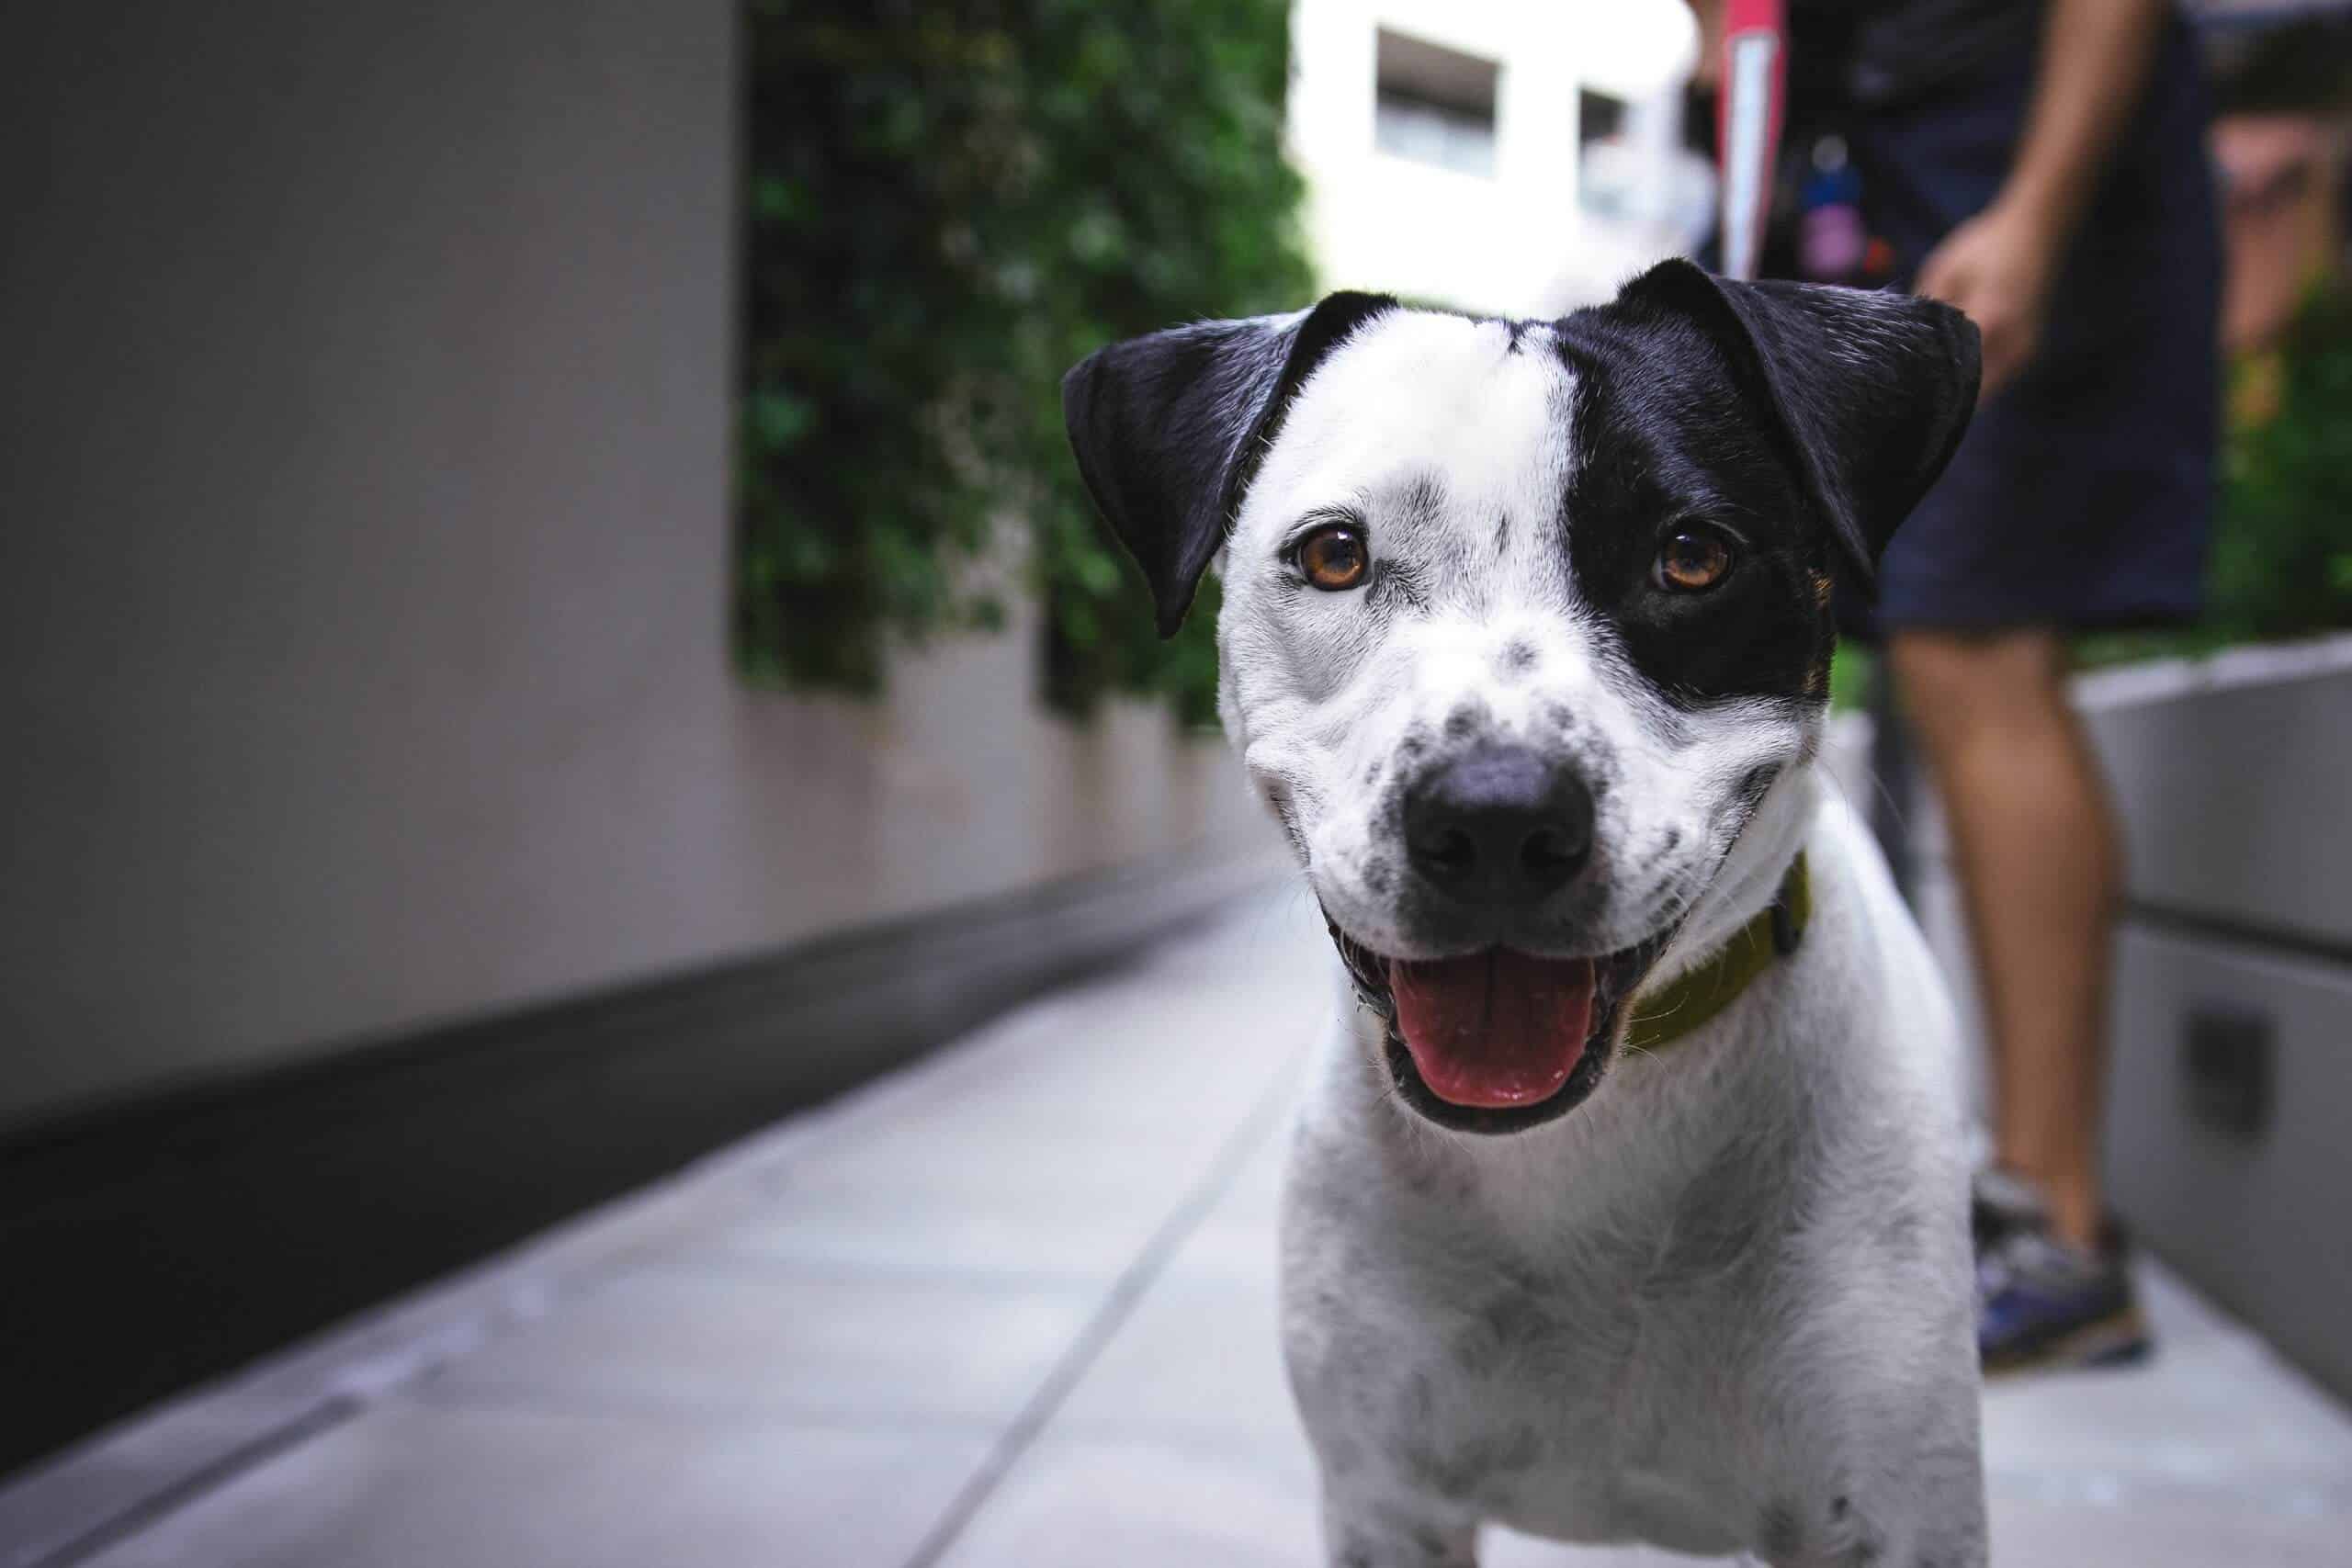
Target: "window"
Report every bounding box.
[1579,87,1627,147]
[1373,28,1499,178]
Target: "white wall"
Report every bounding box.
[0,3,1273,1131]
[1288,0,1701,315]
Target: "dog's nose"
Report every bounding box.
[1404,744,1594,903]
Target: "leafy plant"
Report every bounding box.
[2075,284,2352,669]
[740,0,1313,722]
[2208,285,2352,639]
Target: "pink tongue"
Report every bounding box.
[1389,951,1596,1109]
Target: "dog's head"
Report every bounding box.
[1064,260,1978,1134]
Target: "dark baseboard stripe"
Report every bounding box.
[0,846,1282,1478]
[2120,899,2352,973]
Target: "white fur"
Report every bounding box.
[1212,312,1985,1565]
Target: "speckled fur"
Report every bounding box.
[1064,265,1987,1565]
[1280,790,1983,1565]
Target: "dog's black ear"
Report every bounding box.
[1615,258,1980,585]
[1061,292,1398,636]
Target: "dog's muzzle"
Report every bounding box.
[1327,916,1670,1136]
[1401,741,1595,910]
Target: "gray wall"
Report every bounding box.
[1908,639,2352,1396]
[0,4,1272,1131]
[2090,643,2352,1397]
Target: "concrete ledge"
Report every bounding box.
[2106,924,2352,1400]
[1889,634,2352,1403]
[2081,637,2352,1400]
[2086,632,2352,954]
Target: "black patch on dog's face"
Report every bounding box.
[1555,310,1836,707]
[1062,290,1399,636]
[1537,258,1980,710]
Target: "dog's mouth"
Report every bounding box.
[1327,921,1672,1134]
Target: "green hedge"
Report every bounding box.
[2077,284,2352,668]
[2208,287,2352,640]
[741,0,1313,724]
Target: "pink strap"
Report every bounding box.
[1715,0,1788,282]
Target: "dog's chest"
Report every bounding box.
[1282,1155,1781,1549]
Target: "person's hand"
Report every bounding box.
[1687,0,1725,90]
[1914,200,2064,400]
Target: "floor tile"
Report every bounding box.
[1048,1207,1304,1458]
[1987,1489,2351,1568]
[2132,1257,2242,1351]
[759,1112,1222,1211]
[0,1398,314,1568]
[73,1401,988,1568]
[1173,1139,1290,1285]
[421,1265,1096,1427]
[685,1171,1175,1284]
[1983,1279,2352,1500]
[933,1434,1320,1568]
[1482,1528,1700,1565]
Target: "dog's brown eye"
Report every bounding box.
[1298,524,1370,592]
[1656,526,1734,592]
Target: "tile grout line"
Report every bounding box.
[17,921,1316,1568]
[895,1050,1306,1568]
[23,1398,362,1568]
[616,1248,1134,1294]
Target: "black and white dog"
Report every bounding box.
[1063,259,1986,1567]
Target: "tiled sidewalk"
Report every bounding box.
[6,893,2349,1567]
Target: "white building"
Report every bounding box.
[1287,0,1711,316]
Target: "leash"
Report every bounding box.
[1715,0,1789,283]
[1622,852,1809,1054]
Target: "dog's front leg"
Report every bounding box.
[1319,1486,1478,1568]
[1752,1464,1988,1568]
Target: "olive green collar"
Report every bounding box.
[1622,853,1810,1054]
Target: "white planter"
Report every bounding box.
[1895,632,2352,1398]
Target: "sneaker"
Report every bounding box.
[1976,1215,2153,1375]
[1970,1165,2050,1253]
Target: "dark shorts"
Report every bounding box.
[1843,21,2223,636]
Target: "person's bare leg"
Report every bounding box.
[1888,628,2120,1251]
